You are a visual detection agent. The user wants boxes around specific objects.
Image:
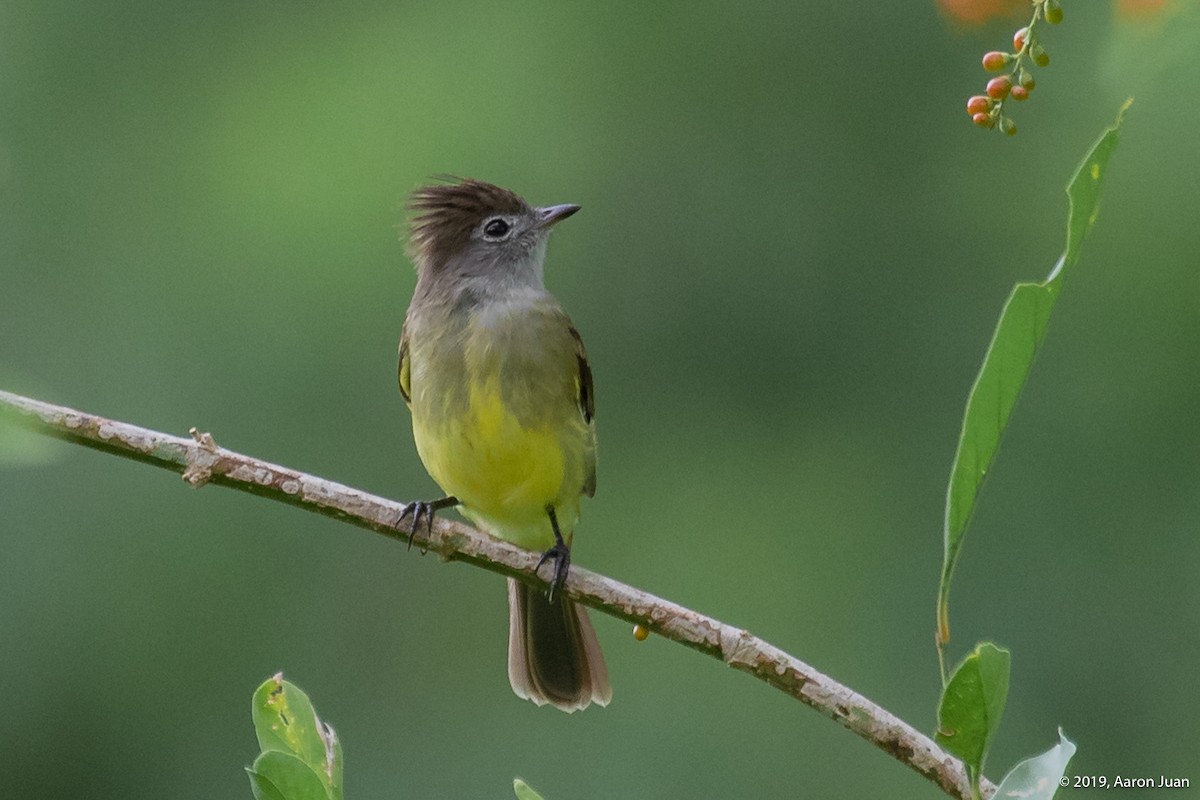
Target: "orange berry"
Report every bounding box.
[982,51,1011,71]
[972,112,993,128]
[1013,27,1029,51]
[986,76,1012,100]
[1010,85,1029,101]
[967,95,992,115]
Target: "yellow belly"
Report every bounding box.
[413,376,577,550]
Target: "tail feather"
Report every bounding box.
[507,578,611,712]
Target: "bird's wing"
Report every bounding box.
[568,323,597,498]
[398,324,412,406]
[567,325,594,424]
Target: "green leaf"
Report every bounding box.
[250,673,342,800]
[247,768,290,800]
[247,751,331,800]
[936,642,1011,776]
[514,778,547,800]
[937,102,1131,646]
[993,729,1077,800]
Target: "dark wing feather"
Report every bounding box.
[567,325,593,424]
[568,325,597,497]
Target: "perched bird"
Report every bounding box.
[398,178,610,712]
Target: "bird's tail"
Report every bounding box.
[507,577,611,712]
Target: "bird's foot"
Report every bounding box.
[536,540,571,604]
[537,505,571,603]
[396,496,458,550]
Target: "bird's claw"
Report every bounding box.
[536,540,572,604]
[396,496,458,551]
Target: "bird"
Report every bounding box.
[397,177,610,712]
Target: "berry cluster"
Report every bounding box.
[966,0,1063,135]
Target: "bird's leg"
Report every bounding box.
[396,496,459,550]
[535,506,571,604]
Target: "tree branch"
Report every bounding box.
[0,389,993,799]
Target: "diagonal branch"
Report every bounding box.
[0,389,993,799]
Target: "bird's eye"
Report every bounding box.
[482,218,511,239]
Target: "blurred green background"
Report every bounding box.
[2,1,1199,797]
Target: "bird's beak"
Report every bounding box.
[537,204,581,228]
